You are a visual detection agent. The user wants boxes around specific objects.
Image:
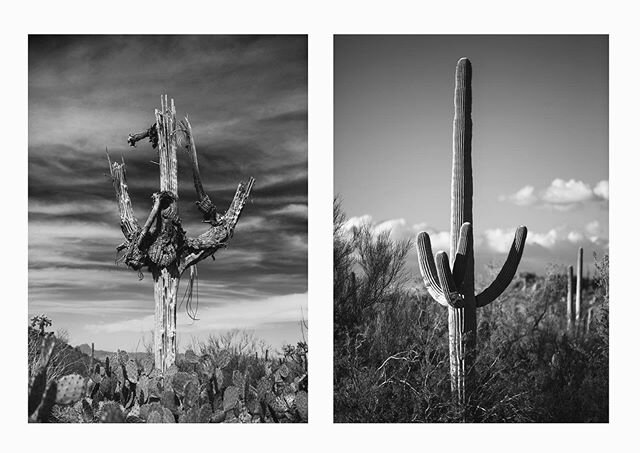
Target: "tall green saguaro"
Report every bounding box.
[416,58,528,406]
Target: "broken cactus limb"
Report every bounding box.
[127,123,159,149]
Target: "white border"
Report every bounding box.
[2,1,637,451]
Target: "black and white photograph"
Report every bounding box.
[334,35,608,422]
[28,35,308,423]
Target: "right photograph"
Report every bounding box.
[334,35,608,423]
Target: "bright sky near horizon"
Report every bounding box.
[335,35,608,278]
[28,36,308,352]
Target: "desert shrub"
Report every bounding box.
[28,324,93,384]
[333,200,608,422]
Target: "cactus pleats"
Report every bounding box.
[415,58,527,405]
[475,226,528,307]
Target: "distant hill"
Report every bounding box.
[75,344,151,362]
[29,328,96,377]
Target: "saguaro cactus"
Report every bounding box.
[567,265,574,332]
[416,58,527,405]
[109,95,255,372]
[575,247,583,334]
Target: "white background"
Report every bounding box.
[1,0,637,451]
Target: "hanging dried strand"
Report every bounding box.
[179,264,199,320]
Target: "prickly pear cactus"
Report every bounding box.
[56,374,86,405]
[29,340,308,423]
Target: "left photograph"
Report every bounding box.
[28,35,308,423]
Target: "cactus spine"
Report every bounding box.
[567,265,574,332]
[416,58,528,405]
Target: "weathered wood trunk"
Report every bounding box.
[153,268,179,371]
[153,95,179,372]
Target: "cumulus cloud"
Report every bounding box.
[593,180,609,200]
[481,224,610,255]
[339,213,609,280]
[585,220,601,237]
[500,178,609,210]
[541,179,594,205]
[342,214,607,259]
[483,227,559,253]
[499,185,537,206]
[483,228,515,254]
[342,215,451,250]
[568,231,585,243]
[342,215,373,231]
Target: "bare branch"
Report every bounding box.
[180,117,217,221]
[108,153,140,240]
[180,177,255,273]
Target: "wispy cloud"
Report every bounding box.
[29,36,307,350]
[85,292,308,334]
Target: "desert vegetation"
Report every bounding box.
[333,200,608,422]
[28,321,308,423]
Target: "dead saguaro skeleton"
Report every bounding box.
[108,95,255,372]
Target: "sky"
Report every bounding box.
[28,35,307,352]
[335,35,608,279]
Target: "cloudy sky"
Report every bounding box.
[335,35,608,279]
[29,36,307,352]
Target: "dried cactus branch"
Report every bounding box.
[135,191,178,251]
[475,226,528,307]
[180,117,217,221]
[180,177,255,273]
[127,124,158,149]
[108,153,140,240]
